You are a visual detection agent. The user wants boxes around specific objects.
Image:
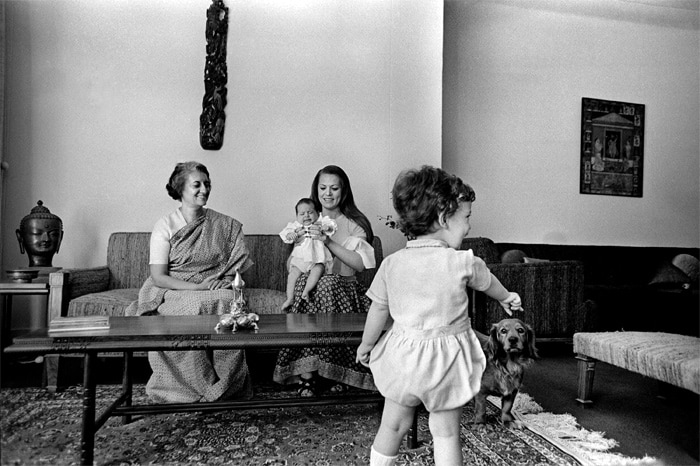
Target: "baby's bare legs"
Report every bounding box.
[281,266,303,310]
[302,263,325,301]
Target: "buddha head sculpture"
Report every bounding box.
[15,200,64,268]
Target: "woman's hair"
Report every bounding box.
[295,197,317,214]
[311,165,374,243]
[166,161,211,200]
[392,165,475,239]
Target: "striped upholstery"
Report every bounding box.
[574,331,700,394]
[63,232,383,318]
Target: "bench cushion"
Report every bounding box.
[68,289,140,317]
[574,331,700,395]
[68,288,287,317]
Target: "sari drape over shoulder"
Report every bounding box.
[126,209,254,403]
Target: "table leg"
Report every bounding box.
[121,351,133,425]
[406,408,420,449]
[0,295,13,383]
[80,352,97,466]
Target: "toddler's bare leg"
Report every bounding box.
[429,407,463,466]
[302,263,325,301]
[281,266,303,310]
[372,399,416,460]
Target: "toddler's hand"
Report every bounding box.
[286,231,298,242]
[356,343,373,368]
[499,292,523,316]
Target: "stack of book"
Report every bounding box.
[49,316,110,333]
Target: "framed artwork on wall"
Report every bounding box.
[580,97,645,197]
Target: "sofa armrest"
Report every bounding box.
[472,260,586,339]
[48,268,111,319]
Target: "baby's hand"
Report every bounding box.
[286,231,298,242]
[304,224,323,239]
[499,292,523,316]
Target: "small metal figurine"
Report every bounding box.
[215,270,260,332]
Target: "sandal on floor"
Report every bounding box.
[329,383,347,394]
[297,376,317,398]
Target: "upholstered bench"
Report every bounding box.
[574,331,700,404]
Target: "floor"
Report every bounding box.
[2,343,698,466]
[525,343,699,466]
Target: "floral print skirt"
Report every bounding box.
[272,273,376,391]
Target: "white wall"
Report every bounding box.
[2,0,442,275]
[444,0,699,247]
[1,0,442,332]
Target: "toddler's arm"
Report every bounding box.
[356,301,389,367]
[482,273,523,316]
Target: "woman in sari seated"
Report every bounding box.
[126,161,253,403]
[273,165,376,396]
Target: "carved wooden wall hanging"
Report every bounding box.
[200,0,229,150]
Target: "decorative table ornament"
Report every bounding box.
[215,270,260,332]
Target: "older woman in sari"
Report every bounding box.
[126,161,253,403]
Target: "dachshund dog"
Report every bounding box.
[474,318,538,428]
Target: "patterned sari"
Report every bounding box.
[126,209,253,403]
[273,215,377,390]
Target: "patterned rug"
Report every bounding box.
[0,384,650,465]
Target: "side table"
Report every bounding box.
[0,281,50,381]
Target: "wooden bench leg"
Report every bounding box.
[575,354,596,405]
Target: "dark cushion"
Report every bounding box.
[501,249,526,263]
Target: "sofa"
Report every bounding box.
[465,238,699,337]
[460,237,591,341]
[45,232,384,390]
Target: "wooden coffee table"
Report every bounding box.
[4,313,416,465]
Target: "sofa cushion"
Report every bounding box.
[246,288,286,315]
[67,288,139,317]
[501,249,526,263]
[68,288,287,318]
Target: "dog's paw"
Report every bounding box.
[503,419,524,429]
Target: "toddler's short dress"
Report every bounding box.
[279,216,337,273]
[366,238,491,412]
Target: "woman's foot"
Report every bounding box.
[329,383,347,394]
[297,375,317,398]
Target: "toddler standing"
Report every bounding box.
[356,166,523,466]
[279,198,337,309]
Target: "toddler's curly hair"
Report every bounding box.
[392,165,475,238]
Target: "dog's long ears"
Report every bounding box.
[525,324,540,359]
[485,323,500,361]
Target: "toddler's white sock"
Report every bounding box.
[370,446,398,466]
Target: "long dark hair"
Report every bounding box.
[311,165,374,243]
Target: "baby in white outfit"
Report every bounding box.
[279,198,337,309]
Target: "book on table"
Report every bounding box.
[49,316,110,333]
